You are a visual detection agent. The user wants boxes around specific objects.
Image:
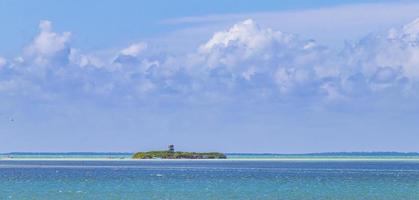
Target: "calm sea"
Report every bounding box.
[1,159,419,199]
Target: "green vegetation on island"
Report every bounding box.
[132,145,227,159]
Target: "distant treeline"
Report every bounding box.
[227,152,419,156]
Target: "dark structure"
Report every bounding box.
[168,144,174,153]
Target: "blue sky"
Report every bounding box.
[1,0,414,55]
[1,0,419,153]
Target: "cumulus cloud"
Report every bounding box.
[196,19,305,70]
[334,18,419,98]
[400,18,419,42]
[120,42,147,57]
[188,19,334,100]
[200,19,278,53]
[193,18,419,102]
[24,20,71,66]
[69,49,106,68]
[3,18,419,106]
[112,42,148,67]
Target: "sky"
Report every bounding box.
[1,0,419,153]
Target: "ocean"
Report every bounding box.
[1,158,419,199]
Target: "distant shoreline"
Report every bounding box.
[3,152,419,162]
[2,157,419,162]
[3,152,419,155]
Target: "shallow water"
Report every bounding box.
[1,160,419,199]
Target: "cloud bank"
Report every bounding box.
[1,18,419,109]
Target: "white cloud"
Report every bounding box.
[200,19,276,53]
[342,19,419,82]
[188,19,332,100]
[112,43,149,69]
[69,49,106,68]
[192,17,419,101]
[193,19,300,77]
[274,67,315,95]
[0,57,6,68]
[24,20,71,65]
[4,18,419,106]
[120,42,147,57]
[162,3,419,48]
[401,18,419,42]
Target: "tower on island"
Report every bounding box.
[168,144,174,153]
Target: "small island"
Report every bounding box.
[132,145,227,159]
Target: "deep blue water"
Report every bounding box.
[1,160,419,199]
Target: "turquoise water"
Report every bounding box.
[0,152,133,159]
[1,160,419,199]
[227,154,419,160]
